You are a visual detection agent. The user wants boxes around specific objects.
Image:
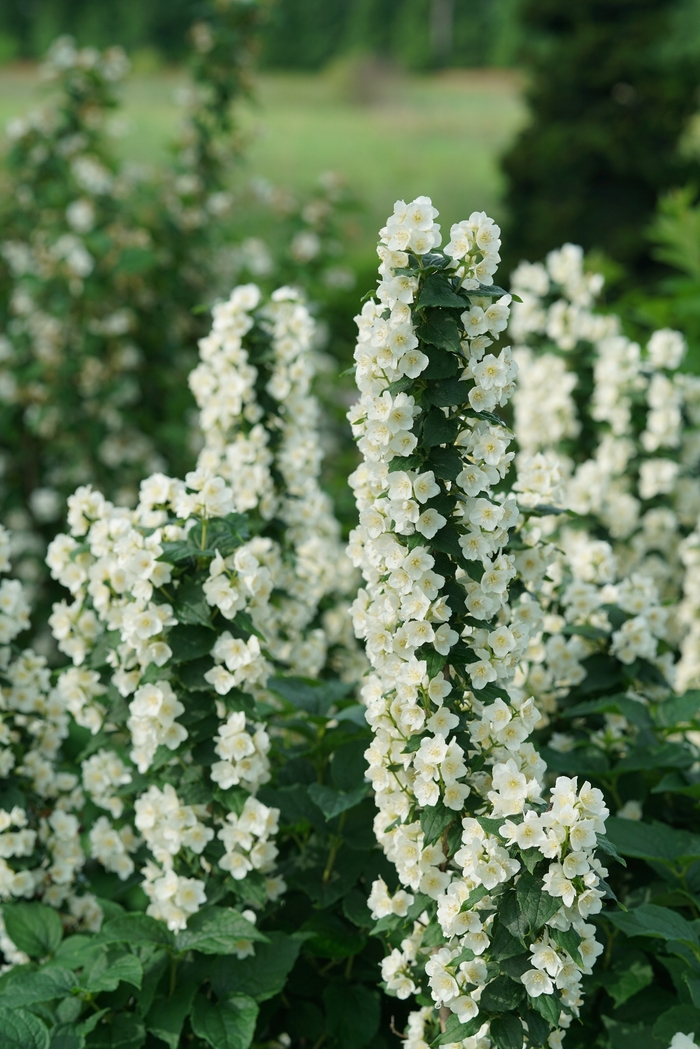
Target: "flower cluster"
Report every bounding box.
[510,244,700,694]
[41,284,358,935]
[349,200,609,1047]
[190,282,362,680]
[0,525,100,933]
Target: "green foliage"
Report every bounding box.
[501,0,699,275]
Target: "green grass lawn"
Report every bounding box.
[0,64,525,254]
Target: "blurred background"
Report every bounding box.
[4,0,700,595]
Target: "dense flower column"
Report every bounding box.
[349,199,608,1049]
[189,283,362,679]
[46,469,284,932]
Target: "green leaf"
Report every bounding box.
[2,903,63,958]
[99,914,175,948]
[82,951,143,993]
[500,891,529,942]
[655,691,700,728]
[190,992,258,1049]
[473,283,510,298]
[268,676,353,716]
[606,817,700,865]
[178,656,215,691]
[0,965,76,1005]
[480,975,525,1013]
[530,992,560,1025]
[549,927,583,967]
[423,345,461,380]
[54,935,102,969]
[49,1025,85,1049]
[522,1008,549,1046]
[175,907,268,955]
[516,871,562,933]
[417,309,463,353]
[384,376,414,395]
[431,1013,480,1046]
[424,377,469,407]
[323,981,380,1049]
[428,446,462,480]
[308,783,367,819]
[416,272,468,309]
[430,525,463,560]
[80,1013,145,1048]
[653,1005,700,1044]
[146,982,198,1049]
[173,577,212,627]
[210,931,305,1003]
[596,832,627,867]
[490,1014,524,1049]
[608,903,699,945]
[614,743,694,773]
[420,802,453,846]
[600,958,654,1008]
[422,409,461,448]
[0,1007,50,1049]
[168,624,215,663]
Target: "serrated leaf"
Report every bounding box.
[210,932,306,1003]
[175,907,268,955]
[0,1007,50,1049]
[82,951,143,993]
[423,407,461,448]
[480,975,525,1013]
[530,991,560,1025]
[99,914,175,948]
[608,903,699,945]
[190,992,258,1049]
[418,310,463,353]
[49,1025,85,1049]
[146,981,198,1049]
[596,832,627,867]
[600,958,654,1008]
[173,577,212,627]
[490,1014,524,1049]
[606,817,700,865]
[522,1007,550,1046]
[654,690,700,728]
[416,272,469,309]
[0,965,76,1006]
[2,903,63,958]
[516,871,562,932]
[431,1012,480,1046]
[549,926,583,966]
[420,802,453,846]
[653,1005,700,1045]
[80,1013,145,1048]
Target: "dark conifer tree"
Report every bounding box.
[501,0,699,275]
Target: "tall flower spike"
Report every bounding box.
[349,199,608,1048]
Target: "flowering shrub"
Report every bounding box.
[0,287,395,1049]
[347,198,612,1049]
[508,246,700,1048]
